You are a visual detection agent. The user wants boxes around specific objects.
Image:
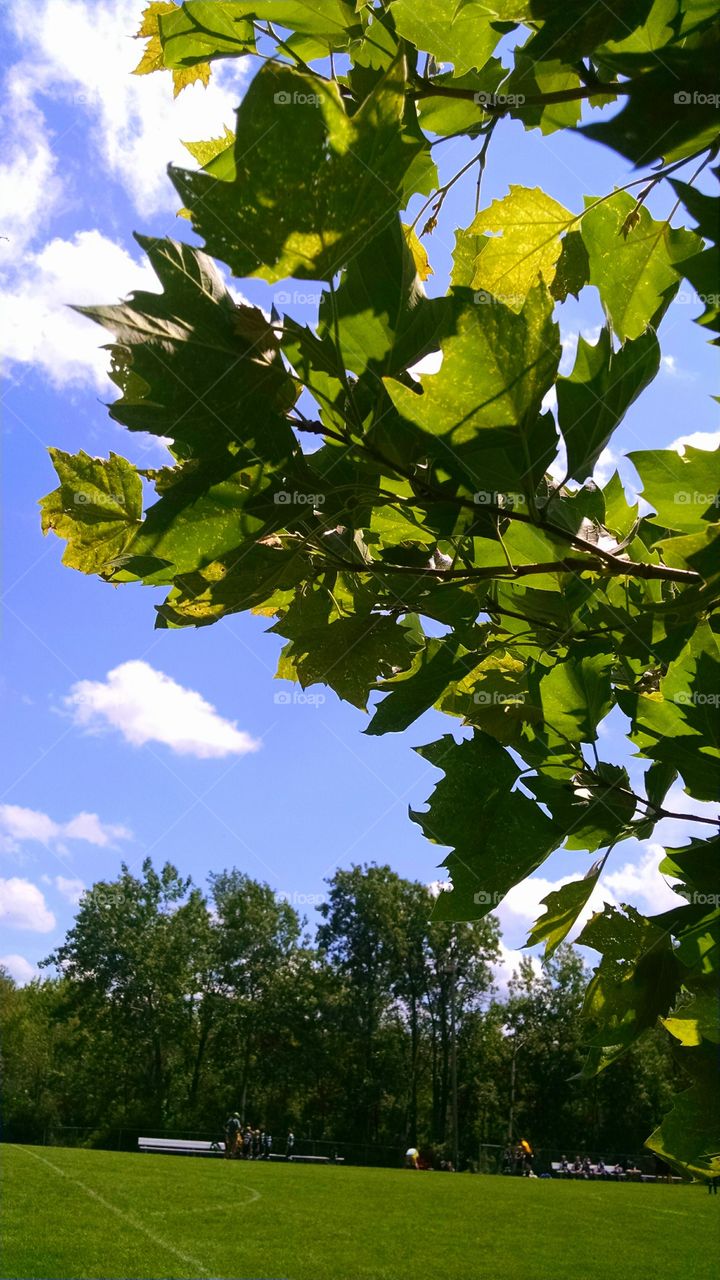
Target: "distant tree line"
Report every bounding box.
[0,861,681,1165]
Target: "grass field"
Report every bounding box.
[2,1145,718,1280]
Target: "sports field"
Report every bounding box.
[2,1145,717,1280]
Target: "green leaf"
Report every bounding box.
[521,0,655,61]
[504,54,584,135]
[644,760,677,809]
[582,58,720,165]
[389,0,503,75]
[646,1048,720,1178]
[383,285,560,490]
[366,637,476,736]
[318,218,454,378]
[557,327,660,483]
[578,904,682,1056]
[411,732,562,921]
[416,64,505,137]
[618,623,720,802]
[41,450,143,575]
[466,185,574,309]
[525,765,637,853]
[526,858,606,956]
[276,611,421,709]
[171,58,423,282]
[581,192,700,341]
[157,2,256,66]
[662,987,720,1046]
[157,542,308,627]
[182,126,235,167]
[673,244,720,337]
[629,445,720,533]
[77,235,296,460]
[537,651,614,746]
[550,230,590,302]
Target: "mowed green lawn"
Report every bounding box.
[2,1145,718,1280]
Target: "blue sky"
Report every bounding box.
[1,0,718,988]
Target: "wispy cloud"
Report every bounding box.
[0,803,130,854]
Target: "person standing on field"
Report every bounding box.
[224,1112,241,1159]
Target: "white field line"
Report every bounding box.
[16,1146,221,1277]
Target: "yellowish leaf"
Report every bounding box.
[402,223,433,281]
[173,62,211,97]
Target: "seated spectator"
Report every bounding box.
[560,1155,570,1178]
[581,1157,591,1178]
[614,1162,625,1178]
[572,1156,582,1175]
[596,1159,607,1179]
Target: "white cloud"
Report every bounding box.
[0,230,155,389]
[0,803,130,853]
[53,875,86,905]
[408,350,443,381]
[0,64,63,253]
[10,0,245,219]
[602,842,686,916]
[0,953,40,985]
[0,878,56,932]
[426,879,452,898]
[669,429,720,455]
[66,660,261,759]
[492,941,543,994]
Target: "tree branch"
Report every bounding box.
[411,78,632,112]
[318,555,700,585]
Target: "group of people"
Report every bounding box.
[224,1113,294,1161]
[558,1155,641,1179]
[502,1140,535,1176]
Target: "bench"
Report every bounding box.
[138,1137,224,1157]
[268,1153,344,1164]
[138,1139,344,1164]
